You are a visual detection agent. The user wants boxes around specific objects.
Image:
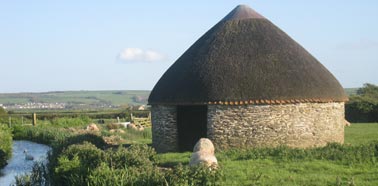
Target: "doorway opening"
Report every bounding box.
[177,105,208,152]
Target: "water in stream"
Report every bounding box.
[0,140,51,186]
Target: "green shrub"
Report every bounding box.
[0,125,12,168]
[0,107,8,124]
[9,121,225,186]
[12,125,69,145]
[163,163,223,186]
[54,142,104,186]
[104,144,155,169]
[346,83,378,122]
[118,144,156,167]
[87,162,166,186]
[50,116,91,127]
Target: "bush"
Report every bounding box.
[164,163,223,186]
[104,145,155,169]
[346,83,378,122]
[54,142,104,186]
[12,125,69,145]
[87,162,166,186]
[49,141,223,186]
[0,125,12,168]
[11,123,224,186]
[50,116,92,127]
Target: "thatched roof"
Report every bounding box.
[149,5,348,105]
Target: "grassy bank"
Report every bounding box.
[12,123,220,186]
[0,125,12,169]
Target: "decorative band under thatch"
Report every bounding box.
[207,98,348,105]
[148,98,348,105]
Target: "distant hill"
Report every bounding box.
[0,90,150,110]
[0,88,360,110]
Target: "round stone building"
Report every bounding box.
[148,5,348,152]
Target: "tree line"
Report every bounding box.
[345,83,378,122]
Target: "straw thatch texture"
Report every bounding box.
[149,5,347,105]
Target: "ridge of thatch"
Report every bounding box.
[148,5,348,105]
[221,4,265,21]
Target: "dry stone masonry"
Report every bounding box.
[151,105,178,152]
[207,103,345,149]
[151,103,345,152]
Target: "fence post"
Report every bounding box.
[8,116,11,127]
[32,113,37,126]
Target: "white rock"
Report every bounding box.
[189,138,218,167]
[193,138,215,154]
[189,151,218,167]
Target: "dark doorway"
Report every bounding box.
[177,105,208,152]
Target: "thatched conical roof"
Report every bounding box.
[149,5,347,105]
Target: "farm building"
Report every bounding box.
[148,5,348,152]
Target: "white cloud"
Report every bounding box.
[118,48,167,63]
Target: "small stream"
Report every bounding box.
[0,140,51,186]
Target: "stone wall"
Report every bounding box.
[151,105,178,152]
[207,103,345,149]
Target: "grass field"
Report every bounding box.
[157,123,378,186]
[345,123,378,145]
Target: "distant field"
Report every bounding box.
[0,90,150,106]
[0,88,357,106]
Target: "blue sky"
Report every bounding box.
[0,1,377,93]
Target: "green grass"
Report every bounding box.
[0,125,12,168]
[157,123,378,186]
[156,152,192,167]
[345,123,378,145]
[221,159,378,186]
[11,117,152,146]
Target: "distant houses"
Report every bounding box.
[3,102,66,110]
